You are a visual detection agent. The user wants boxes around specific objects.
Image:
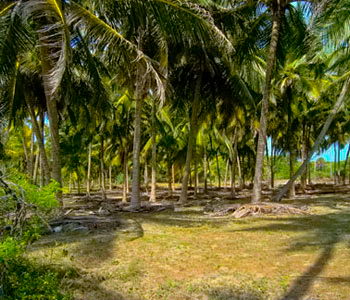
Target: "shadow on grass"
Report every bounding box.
[127,211,232,229]
[204,287,264,300]
[30,216,144,266]
[229,210,350,300]
[3,257,130,300]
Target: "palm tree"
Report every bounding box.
[274,0,350,200]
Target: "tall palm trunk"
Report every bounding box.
[29,131,35,179]
[179,76,201,203]
[144,160,149,193]
[122,151,128,203]
[40,43,62,204]
[26,98,50,184]
[288,149,296,198]
[252,4,283,202]
[274,78,350,201]
[33,151,40,185]
[150,98,157,202]
[100,138,106,200]
[167,163,172,196]
[131,88,144,209]
[224,160,229,188]
[194,156,198,199]
[203,147,208,193]
[109,166,112,190]
[172,164,175,192]
[215,152,221,189]
[301,125,307,191]
[342,145,350,184]
[87,143,92,196]
[237,154,243,189]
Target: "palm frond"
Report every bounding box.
[67,2,166,100]
[21,0,70,95]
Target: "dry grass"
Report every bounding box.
[28,193,350,300]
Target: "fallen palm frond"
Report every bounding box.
[209,202,310,218]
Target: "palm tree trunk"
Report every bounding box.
[271,146,276,189]
[26,96,51,184]
[274,78,350,201]
[230,160,236,197]
[172,164,175,192]
[179,76,201,203]
[203,147,208,194]
[100,138,106,200]
[77,171,81,194]
[122,152,128,203]
[46,94,61,187]
[29,131,35,180]
[150,98,157,202]
[288,149,296,198]
[252,4,283,203]
[342,145,350,184]
[131,90,143,209]
[194,157,198,199]
[40,155,44,187]
[21,129,29,176]
[144,160,149,194]
[215,152,221,189]
[301,127,307,191]
[237,154,242,189]
[168,163,172,196]
[33,151,39,185]
[87,143,92,196]
[39,32,62,203]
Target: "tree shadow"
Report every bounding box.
[205,287,264,300]
[128,211,232,228]
[30,215,144,266]
[229,210,350,300]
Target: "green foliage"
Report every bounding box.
[9,174,60,210]
[1,258,71,300]
[0,237,25,263]
[0,173,69,299]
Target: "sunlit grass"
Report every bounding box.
[28,194,350,299]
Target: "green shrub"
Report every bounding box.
[0,173,70,299]
[2,258,72,300]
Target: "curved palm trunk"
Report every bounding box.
[252,5,283,203]
[179,76,201,203]
[274,78,350,201]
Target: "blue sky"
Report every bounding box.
[312,144,349,162]
[267,138,349,162]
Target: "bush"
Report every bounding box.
[1,258,71,300]
[0,172,70,299]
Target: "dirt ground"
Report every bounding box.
[28,185,350,300]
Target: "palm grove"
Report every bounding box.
[1,0,350,210]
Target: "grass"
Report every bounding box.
[27,193,350,299]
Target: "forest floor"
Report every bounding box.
[28,185,350,300]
